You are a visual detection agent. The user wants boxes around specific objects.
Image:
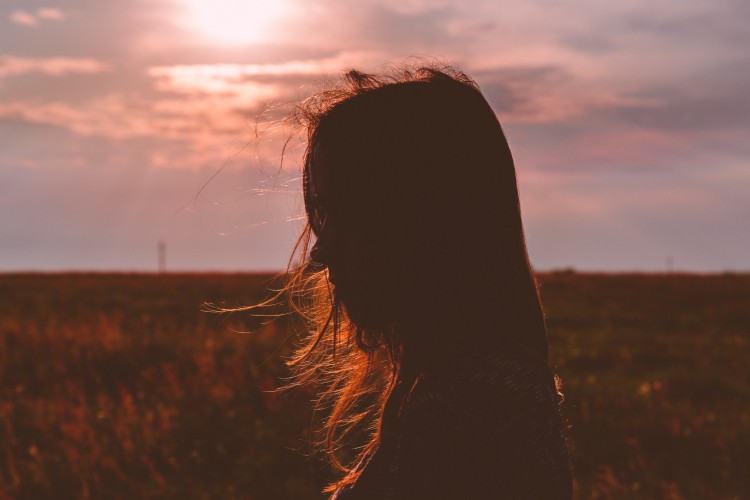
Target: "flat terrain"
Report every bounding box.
[1,272,748,498]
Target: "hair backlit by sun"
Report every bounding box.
[178,0,285,45]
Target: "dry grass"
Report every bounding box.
[1,272,748,498]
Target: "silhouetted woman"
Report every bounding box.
[283,65,572,499]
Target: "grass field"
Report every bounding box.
[1,272,748,499]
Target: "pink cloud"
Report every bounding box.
[36,8,64,21]
[0,93,278,170]
[567,128,699,168]
[9,8,64,27]
[0,58,323,169]
[149,66,280,102]
[0,57,109,78]
[147,52,388,85]
[10,10,38,27]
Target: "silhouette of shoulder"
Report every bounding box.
[335,352,572,499]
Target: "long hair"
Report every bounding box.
[277,64,551,493]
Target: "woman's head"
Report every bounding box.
[299,66,543,357]
[280,64,550,490]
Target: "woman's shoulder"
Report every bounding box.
[412,350,558,410]
[387,351,572,498]
[399,350,566,457]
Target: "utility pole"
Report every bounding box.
[158,241,167,273]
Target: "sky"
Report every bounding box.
[1,0,748,272]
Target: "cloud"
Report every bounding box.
[9,8,65,27]
[9,10,38,27]
[0,95,232,142]
[0,91,287,172]
[36,8,65,21]
[474,64,660,125]
[0,52,395,163]
[609,90,750,132]
[0,57,109,78]
[148,58,347,82]
[145,51,394,99]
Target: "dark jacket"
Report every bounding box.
[331,353,572,499]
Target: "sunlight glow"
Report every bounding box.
[178,0,286,45]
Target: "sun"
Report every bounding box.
[178,0,286,45]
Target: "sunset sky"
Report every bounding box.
[1,0,748,272]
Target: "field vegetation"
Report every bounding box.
[0,272,748,498]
